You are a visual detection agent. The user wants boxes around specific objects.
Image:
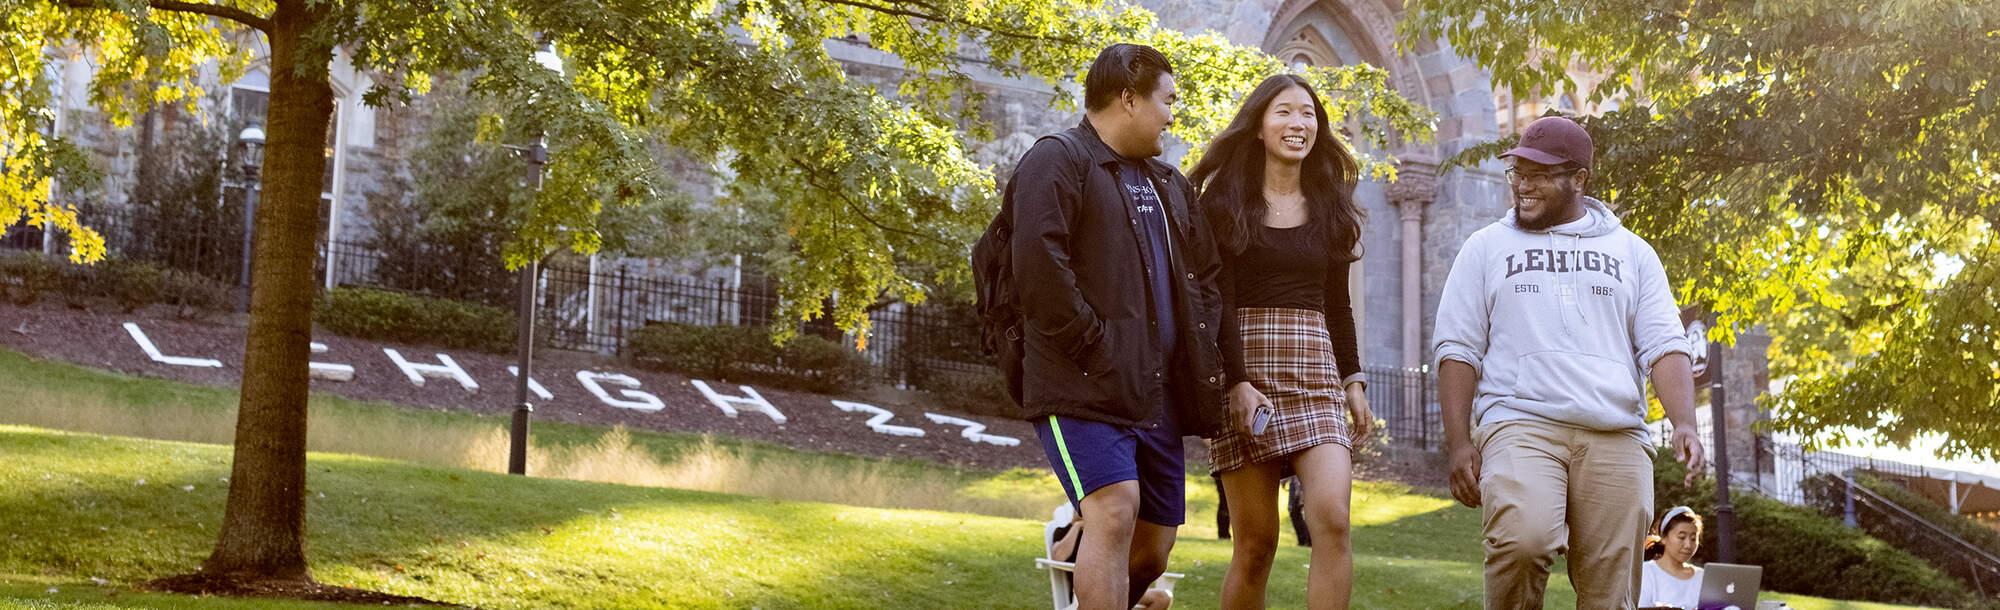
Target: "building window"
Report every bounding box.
[230,90,268,128]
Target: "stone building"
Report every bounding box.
[38,33,420,292]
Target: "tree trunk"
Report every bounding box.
[200,0,334,582]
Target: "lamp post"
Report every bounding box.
[236,124,266,310]
[507,36,564,476]
[1710,338,1736,563]
[1683,306,1736,562]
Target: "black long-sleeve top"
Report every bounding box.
[1217,223,1364,387]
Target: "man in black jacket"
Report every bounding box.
[1009,43,1226,610]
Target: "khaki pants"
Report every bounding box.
[1476,419,1654,610]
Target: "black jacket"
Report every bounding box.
[1006,120,1227,436]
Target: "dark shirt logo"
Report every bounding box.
[1504,248,1624,282]
[1127,183,1160,214]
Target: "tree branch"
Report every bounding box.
[785,156,955,249]
[62,0,272,33]
[808,0,1081,45]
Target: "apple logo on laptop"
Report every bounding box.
[1726,583,1736,595]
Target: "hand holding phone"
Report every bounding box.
[1251,404,1272,436]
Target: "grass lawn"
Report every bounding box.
[0,349,1944,609]
[0,425,1464,609]
[0,427,1938,609]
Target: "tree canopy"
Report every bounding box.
[4,0,1432,337]
[1405,0,2000,457]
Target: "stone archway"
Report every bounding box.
[1257,0,1511,370]
[1261,0,1511,159]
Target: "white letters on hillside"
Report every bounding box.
[830,400,926,437]
[576,371,665,412]
[307,343,355,382]
[690,380,788,424]
[123,322,223,368]
[924,412,1022,447]
[117,322,1030,451]
[506,366,555,401]
[382,348,479,392]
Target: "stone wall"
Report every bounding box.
[1720,329,1776,482]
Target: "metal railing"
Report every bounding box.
[1820,470,2000,598]
[1678,434,2000,597]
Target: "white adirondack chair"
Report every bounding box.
[1035,503,1184,610]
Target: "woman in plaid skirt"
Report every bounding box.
[1189,74,1375,610]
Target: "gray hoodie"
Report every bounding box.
[1432,196,1692,441]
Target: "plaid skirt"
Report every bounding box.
[1209,307,1350,474]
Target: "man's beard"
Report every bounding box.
[1515,185,1581,231]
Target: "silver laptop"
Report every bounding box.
[1698,563,1762,610]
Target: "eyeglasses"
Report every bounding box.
[1505,167,1583,186]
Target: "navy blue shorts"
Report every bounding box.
[1034,408,1186,527]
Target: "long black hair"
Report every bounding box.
[1189,74,1362,259]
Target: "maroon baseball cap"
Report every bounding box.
[1500,116,1593,168]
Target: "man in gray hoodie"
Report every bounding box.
[1433,116,1707,609]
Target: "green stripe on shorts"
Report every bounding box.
[1049,415,1084,499]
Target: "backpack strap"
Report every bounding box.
[1040,130,1092,184]
[999,129,1093,227]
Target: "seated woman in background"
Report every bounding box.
[1639,506,1705,609]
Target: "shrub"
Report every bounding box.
[95,260,166,312]
[0,254,231,316]
[316,286,516,353]
[912,367,1016,418]
[1654,455,1981,608]
[0,254,65,305]
[627,323,873,394]
[93,261,233,316]
[627,323,761,379]
[157,268,232,316]
[774,333,872,394]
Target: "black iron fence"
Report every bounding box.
[1640,415,1960,511]
[2,204,250,286]
[1366,364,1439,451]
[1751,436,1978,509]
[0,225,46,252]
[323,239,383,295]
[530,263,1000,390]
[535,262,780,354]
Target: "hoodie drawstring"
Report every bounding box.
[1568,233,1589,327]
[1549,232,1591,334]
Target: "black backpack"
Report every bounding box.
[971,131,1086,408]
